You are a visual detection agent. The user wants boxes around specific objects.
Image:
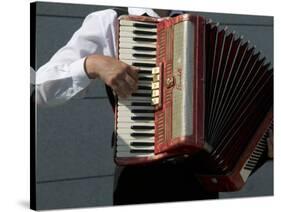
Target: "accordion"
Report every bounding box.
[112,14,273,192]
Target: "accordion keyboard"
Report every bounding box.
[116,20,158,158]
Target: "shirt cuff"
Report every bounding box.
[69,57,91,90]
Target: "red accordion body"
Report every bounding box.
[113,14,273,192]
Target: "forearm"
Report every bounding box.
[35,58,91,107]
[35,9,118,107]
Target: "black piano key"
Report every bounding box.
[139,77,152,81]
[133,46,156,51]
[131,102,152,106]
[133,62,156,67]
[130,142,154,146]
[138,85,151,90]
[133,37,157,42]
[131,132,154,137]
[138,70,152,75]
[131,125,154,130]
[133,23,157,28]
[133,53,156,58]
[133,30,156,36]
[131,109,154,113]
[131,116,154,121]
[130,149,154,153]
[132,93,151,97]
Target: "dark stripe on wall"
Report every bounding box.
[30,2,37,210]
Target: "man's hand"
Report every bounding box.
[85,55,139,98]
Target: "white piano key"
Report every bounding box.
[120,31,157,39]
[119,118,154,123]
[119,97,150,101]
[117,143,154,148]
[117,134,154,140]
[117,134,154,139]
[119,54,156,61]
[137,79,153,84]
[117,128,155,134]
[116,137,131,146]
[120,42,156,49]
[120,26,157,33]
[127,97,153,102]
[117,139,154,146]
[117,109,154,116]
[117,122,155,128]
[118,139,155,145]
[120,36,156,43]
[117,123,155,128]
[138,73,153,77]
[119,52,156,58]
[118,123,154,129]
[137,81,153,86]
[121,59,156,65]
[120,20,157,27]
[116,152,154,158]
[118,103,152,108]
[118,105,154,110]
[119,48,156,55]
[117,103,155,111]
[118,103,152,109]
[117,145,154,151]
[117,126,154,131]
[119,97,152,101]
[117,120,154,124]
[119,31,157,39]
[116,138,154,143]
[119,95,152,100]
[117,117,154,127]
[118,102,152,107]
[118,110,154,116]
[119,38,157,43]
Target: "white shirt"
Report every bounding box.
[35,8,182,107]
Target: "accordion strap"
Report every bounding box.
[105,85,116,112]
[113,7,128,17]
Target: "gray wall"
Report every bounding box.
[34,2,273,210]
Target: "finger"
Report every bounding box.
[131,65,139,71]
[125,74,138,92]
[126,66,139,82]
[116,90,127,99]
[110,84,122,97]
[117,80,132,97]
[114,86,128,99]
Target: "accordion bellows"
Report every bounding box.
[113,14,273,191]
